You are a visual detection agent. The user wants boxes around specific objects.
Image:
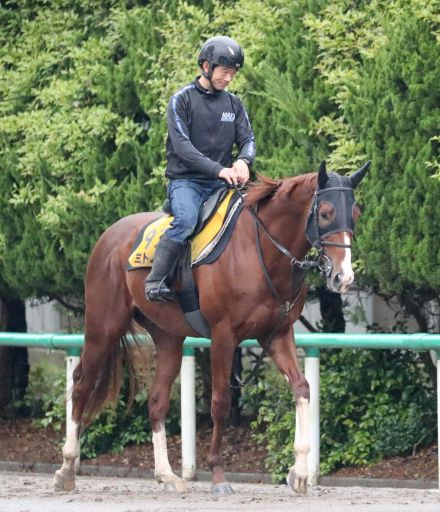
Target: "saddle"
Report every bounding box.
[162,186,229,236]
[127,188,245,338]
[127,188,242,270]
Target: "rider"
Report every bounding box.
[145,35,256,302]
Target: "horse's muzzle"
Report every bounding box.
[328,271,354,294]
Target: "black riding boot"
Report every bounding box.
[145,234,183,302]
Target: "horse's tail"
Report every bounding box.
[79,324,152,428]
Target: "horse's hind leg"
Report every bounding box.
[264,328,310,494]
[207,333,238,496]
[146,323,187,492]
[53,359,83,492]
[54,289,132,492]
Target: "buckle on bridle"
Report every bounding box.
[318,254,332,277]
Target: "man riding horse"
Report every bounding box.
[145,35,256,302]
[52,32,372,497]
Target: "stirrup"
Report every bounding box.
[145,279,174,302]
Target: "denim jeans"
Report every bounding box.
[166,179,227,244]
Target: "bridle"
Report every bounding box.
[233,182,356,282]
[230,160,370,388]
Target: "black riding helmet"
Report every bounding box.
[198,36,244,81]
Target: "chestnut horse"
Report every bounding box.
[53,161,369,495]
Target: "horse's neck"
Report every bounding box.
[258,191,311,256]
[254,188,312,286]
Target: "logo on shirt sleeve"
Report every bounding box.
[221,112,235,122]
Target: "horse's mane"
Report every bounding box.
[245,173,316,207]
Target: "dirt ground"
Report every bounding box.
[0,418,437,480]
[1,472,440,512]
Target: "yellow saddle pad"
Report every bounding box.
[128,190,235,269]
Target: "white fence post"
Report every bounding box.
[66,350,81,473]
[181,346,196,480]
[304,348,320,486]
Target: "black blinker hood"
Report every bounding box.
[306,172,356,248]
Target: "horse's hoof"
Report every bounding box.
[163,478,188,493]
[287,468,307,494]
[53,470,75,492]
[210,482,234,496]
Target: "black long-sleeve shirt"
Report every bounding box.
[165,77,256,181]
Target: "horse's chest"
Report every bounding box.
[231,299,288,338]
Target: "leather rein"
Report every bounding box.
[230,183,352,388]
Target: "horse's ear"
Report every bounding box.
[349,160,371,189]
[318,160,329,188]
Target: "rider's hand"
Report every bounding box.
[233,159,250,185]
[219,167,239,186]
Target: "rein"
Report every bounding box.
[230,184,329,389]
[232,184,332,278]
[230,182,354,388]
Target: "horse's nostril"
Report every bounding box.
[332,273,343,292]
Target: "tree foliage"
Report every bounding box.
[303,0,440,300]
[347,11,440,294]
[1,0,438,303]
[0,0,282,301]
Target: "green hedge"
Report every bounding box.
[248,349,436,480]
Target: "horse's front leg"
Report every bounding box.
[265,328,310,494]
[149,333,187,493]
[208,336,237,496]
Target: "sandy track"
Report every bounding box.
[0,471,439,512]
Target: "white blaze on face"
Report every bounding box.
[339,233,354,291]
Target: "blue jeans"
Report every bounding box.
[166,179,227,244]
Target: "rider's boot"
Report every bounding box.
[145,234,184,302]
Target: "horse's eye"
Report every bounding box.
[318,201,336,228]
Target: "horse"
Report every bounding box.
[53,160,369,495]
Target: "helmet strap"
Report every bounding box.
[201,61,213,80]
[201,62,222,92]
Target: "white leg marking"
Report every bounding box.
[63,420,80,459]
[153,422,174,479]
[53,421,80,492]
[152,422,187,492]
[294,397,311,479]
[287,397,310,493]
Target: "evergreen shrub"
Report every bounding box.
[247,349,436,481]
